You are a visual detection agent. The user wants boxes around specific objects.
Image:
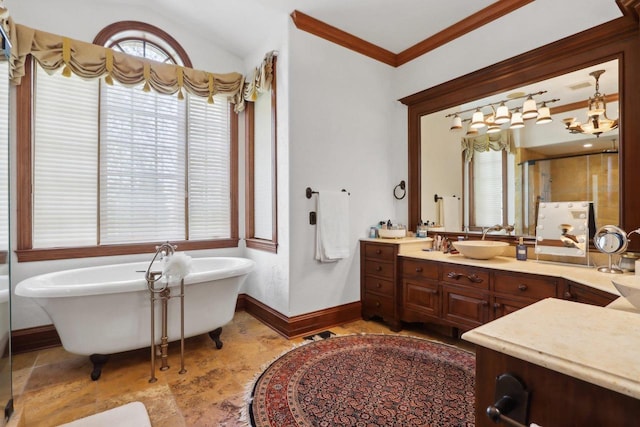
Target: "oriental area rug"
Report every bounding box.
[246,334,476,427]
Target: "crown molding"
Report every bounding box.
[291,0,532,68]
[617,0,640,21]
[290,10,397,66]
[396,0,533,66]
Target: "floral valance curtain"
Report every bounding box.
[5,19,250,110]
[461,130,514,162]
[243,50,276,102]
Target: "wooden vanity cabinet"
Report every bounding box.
[491,271,558,319]
[360,241,401,331]
[400,259,440,322]
[562,280,618,306]
[440,264,491,329]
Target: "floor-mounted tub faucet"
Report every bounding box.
[145,242,177,286]
[144,241,185,383]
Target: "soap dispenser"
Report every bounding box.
[516,237,527,261]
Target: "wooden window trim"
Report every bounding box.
[245,57,278,253]
[15,24,239,262]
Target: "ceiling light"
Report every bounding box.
[564,69,618,138]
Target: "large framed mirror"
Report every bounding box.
[419,59,618,238]
[402,15,640,249]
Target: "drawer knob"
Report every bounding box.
[376,282,382,288]
[375,249,382,254]
[518,284,528,291]
[375,301,381,307]
[493,303,501,309]
[376,266,383,271]
[415,267,423,273]
[564,291,574,299]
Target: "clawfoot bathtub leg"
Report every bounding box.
[89,354,110,381]
[208,327,223,349]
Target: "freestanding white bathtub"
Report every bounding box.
[16,256,254,379]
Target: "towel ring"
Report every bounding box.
[394,180,406,200]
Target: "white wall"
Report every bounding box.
[240,17,292,316]
[286,23,403,316]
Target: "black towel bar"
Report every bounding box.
[306,187,350,199]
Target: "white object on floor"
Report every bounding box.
[57,402,151,427]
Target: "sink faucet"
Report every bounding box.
[482,225,503,240]
[145,242,177,285]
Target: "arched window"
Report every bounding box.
[16,22,238,261]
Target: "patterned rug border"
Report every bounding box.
[238,332,475,426]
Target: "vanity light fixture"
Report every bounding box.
[509,108,525,129]
[564,70,618,138]
[470,108,486,129]
[535,102,552,124]
[445,91,558,136]
[450,114,463,131]
[521,95,539,119]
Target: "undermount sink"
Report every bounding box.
[611,276,640,309]
[452,240,509,260]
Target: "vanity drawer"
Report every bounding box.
[364,260,394,279]
[401,259,439,280]
[364,243,395,261]
[494,273,557,300]
[362,292,395,317]
[364,276,394,296]
[441,265,490,290]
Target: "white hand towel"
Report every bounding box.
[440,196,461,232]
[315,191,350,262]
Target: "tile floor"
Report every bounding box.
[9,312,473,427]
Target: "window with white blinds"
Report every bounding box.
[31,63,232,248]
[33,68,99,248]
[473,150,504,227]
[0,60,8,251]
[471,149,516,227]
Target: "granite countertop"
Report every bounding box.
[462,298,640,400]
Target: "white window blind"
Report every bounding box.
[33,66,99,248]
[187,94,231,240]
[0,60,8,251]
[100,82,186,244]
[473,150,503,227]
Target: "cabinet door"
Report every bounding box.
[563,280,617,306]
[492,295,532,319]
[442,285,490,329]
[402,279,440,321]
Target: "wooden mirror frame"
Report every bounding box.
[400,13,640,249]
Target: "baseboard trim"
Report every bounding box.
[12,325,61,354]
[11,295,362,353]
[240,294,362,339]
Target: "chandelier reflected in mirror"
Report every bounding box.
[563,70,618,138]
[446,91,559,136]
